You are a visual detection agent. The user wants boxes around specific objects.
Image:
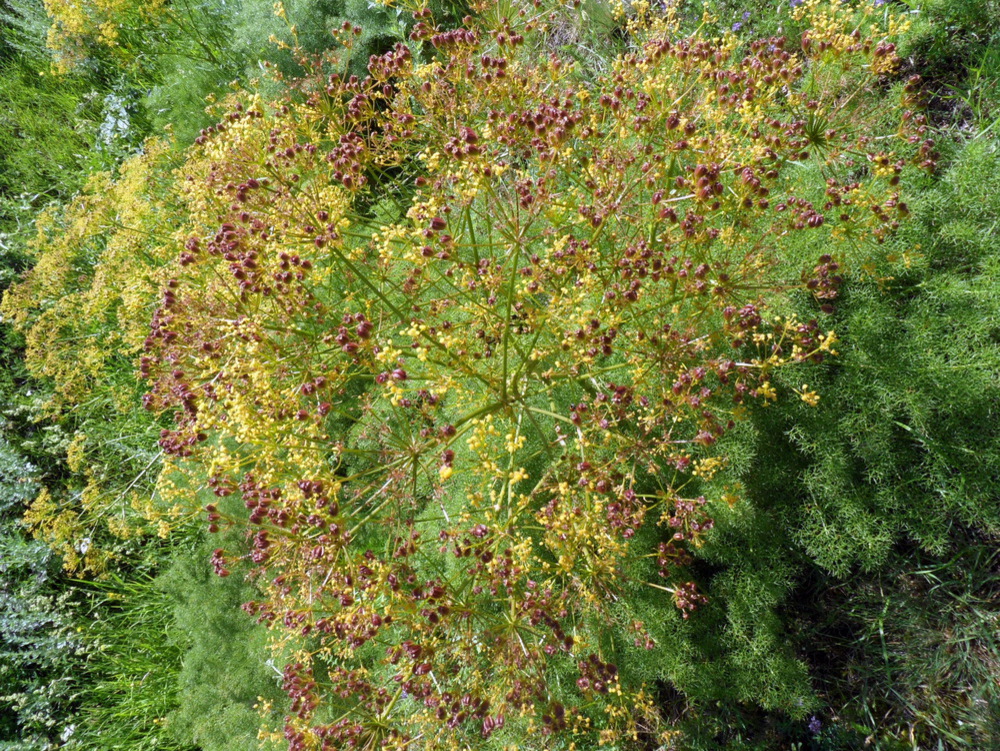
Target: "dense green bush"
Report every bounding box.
[146,0,470,144]
[160,533,285,751]
[686,135,1000,750]
[758,139,1000,568]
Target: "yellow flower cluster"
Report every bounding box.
[43,0,168,71]
[5,0,924,742]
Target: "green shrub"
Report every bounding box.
[741,139,1000,575]
[160,533,286,751]
[692,136,1000,749]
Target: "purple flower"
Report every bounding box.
[874,0,887,5]
[808,716,822,735]
[790,0,803,7]
[732,22,743,31]
[743,11,751,20]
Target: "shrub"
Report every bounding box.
[2,0,935,747]
[737,136,1000,573]
[160,532,286,751]
[33,0,463,147]
[715,134,1000,750]
[137,1,922,746]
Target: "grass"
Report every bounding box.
[793,538,1000,750]
[67,568,194,751]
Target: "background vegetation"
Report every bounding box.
[1,0,998,749]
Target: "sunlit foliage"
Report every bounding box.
[2,0,931,746]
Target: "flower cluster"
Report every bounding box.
[41,0,171,71]
[1,140,181,572]
[7,0,925,745]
